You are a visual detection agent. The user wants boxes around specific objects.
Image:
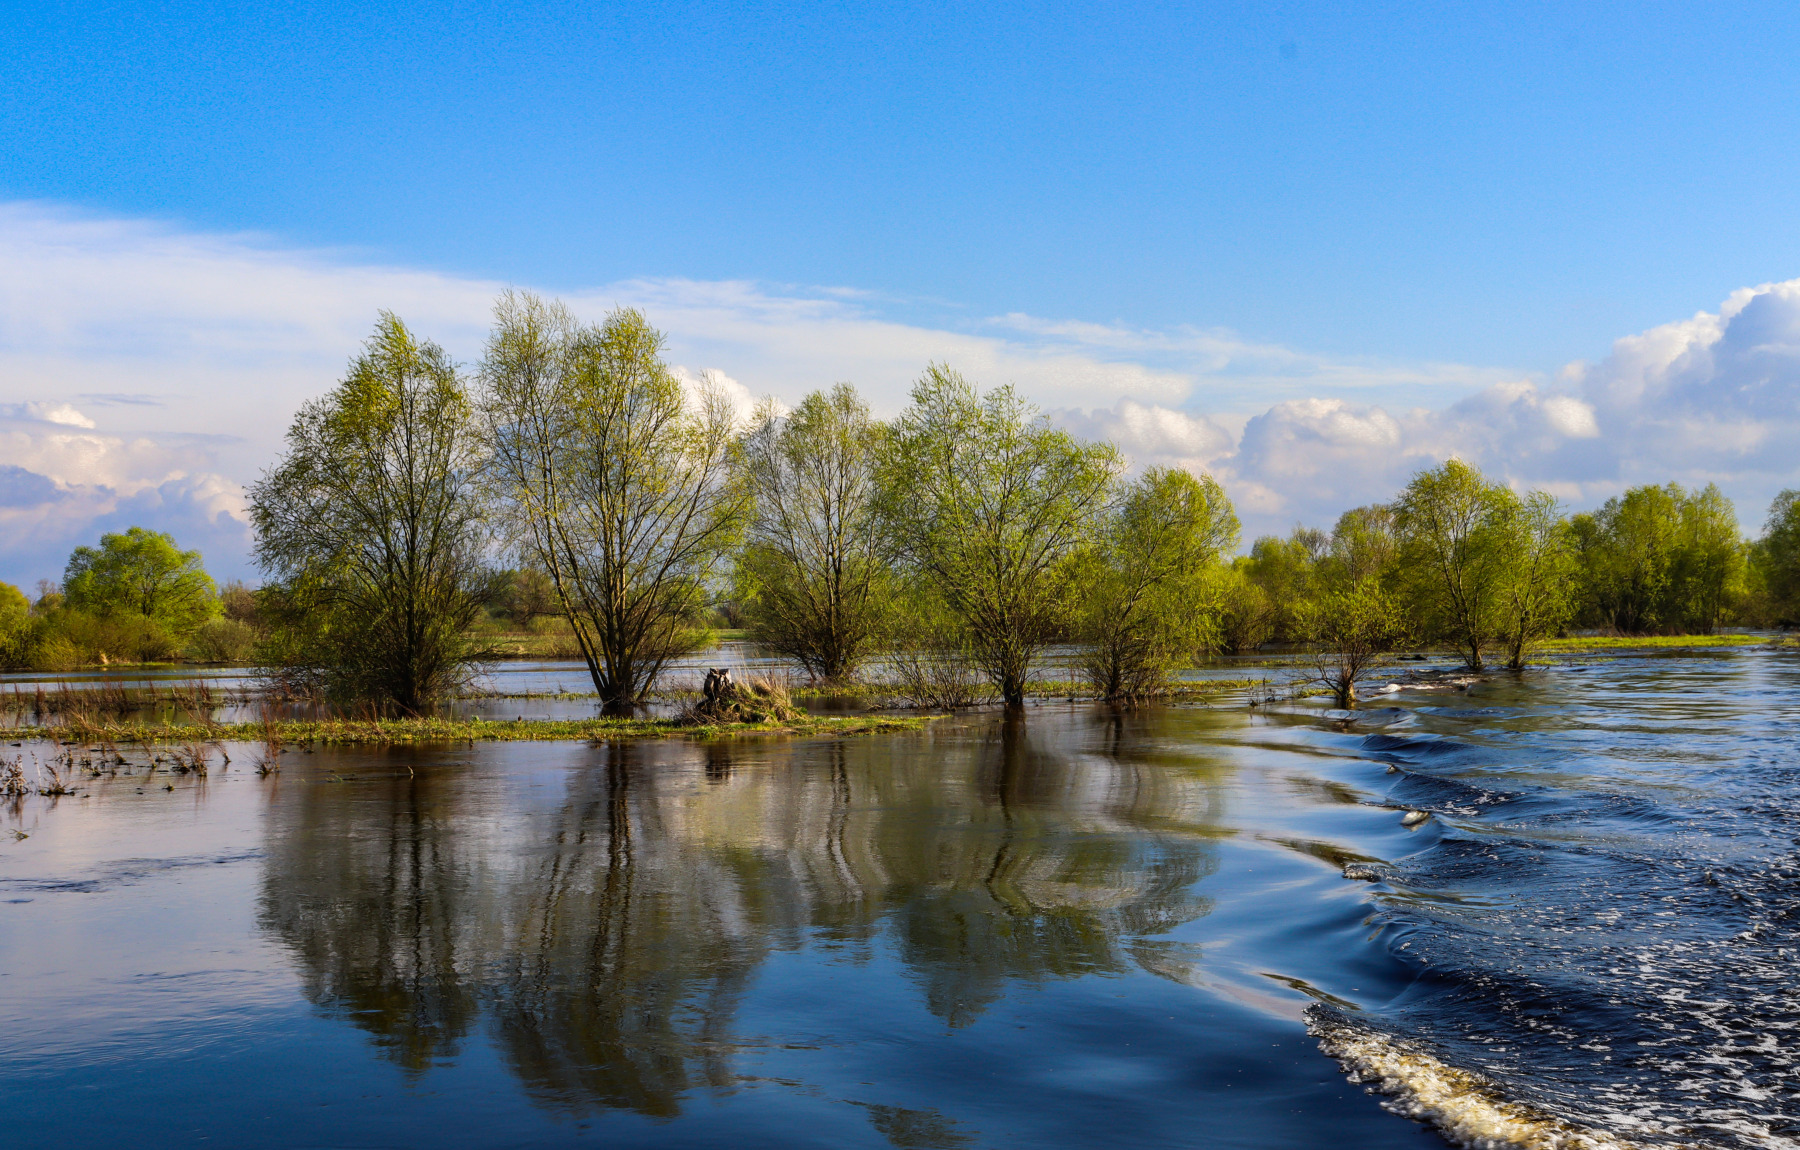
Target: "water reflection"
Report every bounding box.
[258,713,1226,1118]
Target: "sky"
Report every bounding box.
[2,1,1799,587]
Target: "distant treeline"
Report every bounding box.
[4,296,1796,713]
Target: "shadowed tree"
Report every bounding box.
[876,365,1118,711]
[480,292,748,712]
[250,313,490,714]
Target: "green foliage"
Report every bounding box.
[879,580,983,709]
[187,617,259,663]
[737,384,892,681]
[0,582,33,669]
[1571,483,1746,634]
[1243,527,1327,641]
[480,292,747,710]
[219,580,260,627]
[1321,505,1397,588]
[876,364,1119,709]
[485,568,558,628]
[1392,459,1518,669]
[63,526,219,638]
[1298,576,1409,707]
[251,312,491,714]
[1209,562,1276,654]
[1073,468,1238,700]
[1493,491,1577,669]
[1754,489,1800,626]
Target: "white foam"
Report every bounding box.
[1308,1010,1659,1150]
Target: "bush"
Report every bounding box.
[188,617,260,664]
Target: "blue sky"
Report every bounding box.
[2,1,1799,585]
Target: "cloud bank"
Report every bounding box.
[1,200,1796,587]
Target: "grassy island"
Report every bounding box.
[4,712,935,749]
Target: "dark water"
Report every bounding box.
[0,647,1793,1148]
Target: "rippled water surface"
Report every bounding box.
[1,646,1794,1148]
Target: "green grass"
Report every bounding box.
[1533,633,1767,652]
[3,712,935,747]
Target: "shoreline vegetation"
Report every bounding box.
[3,297,1795,719]
[1,711,934,749]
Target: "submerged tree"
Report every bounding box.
[1392,459,1516,669]
[737,385,890,682]
[1074,468,1238,700]
[877,365,1118,711]
[480,292,747,711]
[251,313,490,714]
[1298,576,1408,708]
[1494,491,1576,669]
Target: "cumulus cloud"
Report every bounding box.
[0,403,251,587]
[1045,280,1800,540]
[1050,400,1235,475]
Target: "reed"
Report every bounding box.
[0,756,25,797]
[253,700,284,775]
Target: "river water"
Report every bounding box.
[0,646,1793,1148]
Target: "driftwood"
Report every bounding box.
[681,668,798,726]
[701,667,735,703]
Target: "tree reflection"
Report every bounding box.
[260,711,1225,1118]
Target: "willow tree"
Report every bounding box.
[1571,483,1745,634]
[63,527,220,639]
[737,384,890,682]
[1392,459,1516,669]
[250,314,489,714]
[1299,576,1408,708]
[480,292,747,712]
[877,365,1118,711]
[1495,491,1575,669]
[1074,468,1238,700]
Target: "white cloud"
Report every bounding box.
[0,200,1794,581]
[1049,280,1800,540]
[0,401,97,428]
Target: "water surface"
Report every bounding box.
[1,646,1793,1148]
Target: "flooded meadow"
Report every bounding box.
[2,644,1795,1149]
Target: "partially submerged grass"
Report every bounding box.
[2,711,933,747]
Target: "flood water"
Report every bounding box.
[1,645,1794,1148]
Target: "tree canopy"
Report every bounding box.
[251,312,490,714]
[877,365,1118,710]
[63,526,219,637]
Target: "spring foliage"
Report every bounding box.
[479,292,747,710]
[737,385,890,682]
[876,365,1119,710]
[250,313,490,714]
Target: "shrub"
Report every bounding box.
[188,617,259,664]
